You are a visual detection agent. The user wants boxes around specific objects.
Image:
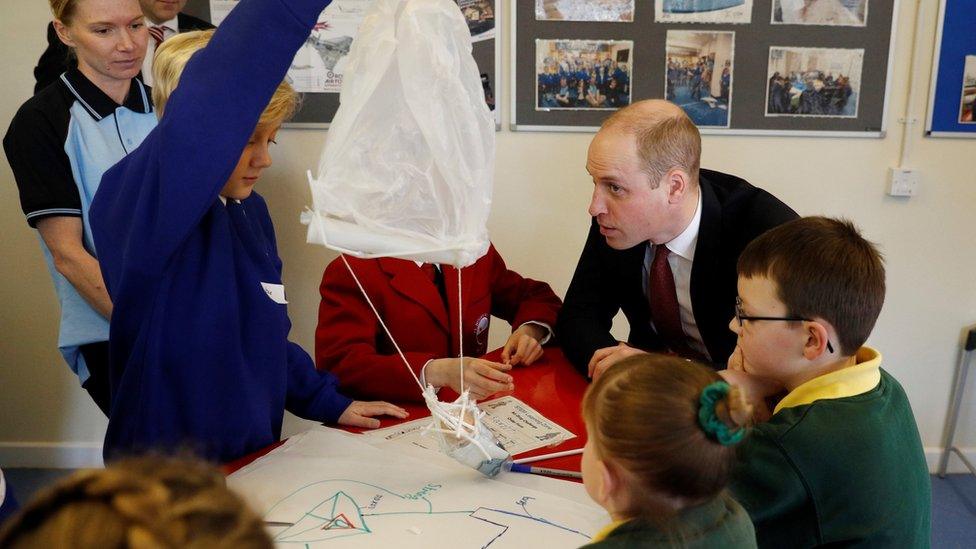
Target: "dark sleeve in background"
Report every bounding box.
[34,22,73,95]
[556,220,625,374]
[177,12,216,31]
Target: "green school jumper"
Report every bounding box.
[582,495,757,548]
[731,348,931,548]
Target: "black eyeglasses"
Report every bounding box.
[735,297,834,353]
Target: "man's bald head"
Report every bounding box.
[599,99,701,188]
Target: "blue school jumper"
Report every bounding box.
[3,71,156,383]
[90,0,349,462]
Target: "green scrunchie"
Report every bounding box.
[698,381,746,446]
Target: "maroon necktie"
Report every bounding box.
[648,245,694,357]
[148,26,168,47]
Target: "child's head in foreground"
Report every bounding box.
[730,216,885,387]
[0,456,272,549]
[152,29,299,201]
[581,354,750,525]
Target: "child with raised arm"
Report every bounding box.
[723,216,930,547]
[89,0,406,463]
[580,354,756,548]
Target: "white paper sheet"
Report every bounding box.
[228,427,608,548]
[365,396,576,456]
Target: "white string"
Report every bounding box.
[339,254,425,393]
[457,266,464,395]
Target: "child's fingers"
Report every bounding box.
[588,346,616,376]
[500,337,515,363]
[363,402,409,418]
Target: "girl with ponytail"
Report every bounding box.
[580,354,756,548]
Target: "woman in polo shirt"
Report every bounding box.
[3,0,156,415]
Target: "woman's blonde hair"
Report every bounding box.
[49,0,79,24]
[152,30,299,125]
[582,354,751,524]
[0,456,273,549]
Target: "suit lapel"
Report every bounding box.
[379,258,450,333]
[690,178,721,359]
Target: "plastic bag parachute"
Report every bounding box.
[302,0,493,268]
[302,0,507,476]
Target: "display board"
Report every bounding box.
[925,0,976,138]
[512,0,899,136]
[184,0,500,128]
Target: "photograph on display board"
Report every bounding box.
[959,55,976,123]
[656,0,753,24]
[535,39,633,110]
[772,0,867,26]
[458,0,495,42]
[535,0,635,22]
[666,31,734,128]
[765,47,863,118]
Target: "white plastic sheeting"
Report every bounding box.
[303,0,494,268]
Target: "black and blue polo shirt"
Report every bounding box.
[2,68,156,382]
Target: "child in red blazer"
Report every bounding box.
[316,244,562,402]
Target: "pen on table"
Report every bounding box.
[513,448,583,464]
[509,463,582,479]
[263,520,294,527]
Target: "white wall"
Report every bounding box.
[1,1,973,470]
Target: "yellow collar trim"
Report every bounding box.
[591,519,627,543]
[773,347,882,415]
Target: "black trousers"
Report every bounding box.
[79,341,111,416]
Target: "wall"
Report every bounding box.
[0,0,973,470]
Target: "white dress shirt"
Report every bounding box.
[141,16,179,87]
[642,191,710,361]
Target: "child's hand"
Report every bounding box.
[338,401,409,429]
[501,324,546,366]
[427,358,514,400]
[718,369,781,424]
[588,342,648,380]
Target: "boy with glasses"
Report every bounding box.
[722,216,929,547]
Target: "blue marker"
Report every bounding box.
[509,463,583,479]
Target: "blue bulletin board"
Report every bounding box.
[925,0,976,137]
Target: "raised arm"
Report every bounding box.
[93,0,331,280]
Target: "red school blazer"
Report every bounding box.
[315,245,562,402]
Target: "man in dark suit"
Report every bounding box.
[557,100,797,379]
[34,0,213,93]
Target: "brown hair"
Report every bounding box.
[49,0,79,24]
[601,100,701,188]
[0,456,272,549]
[737,216,885,356]
[152,30,299,125]
[582,354,750,524]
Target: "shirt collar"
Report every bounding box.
[60,67,152,121]
[149,15,179,31]
[774,347,882,414]
[590,520,627,543]
[663,190,702,261]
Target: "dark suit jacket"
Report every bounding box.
[33,13,214,94]
[556,169,798,373]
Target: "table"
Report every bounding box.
[226,347,590,476]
